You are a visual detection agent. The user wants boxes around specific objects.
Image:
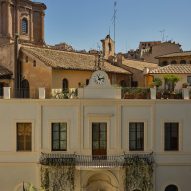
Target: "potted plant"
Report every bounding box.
[163,74,180,93]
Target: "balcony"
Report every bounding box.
[39,152,154,168]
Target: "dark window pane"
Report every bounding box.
[165,123,179,151]
[129,122,144,151]
[52,123,67,151]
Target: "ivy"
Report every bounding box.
[41,165,75,191]
[124,156,154,191]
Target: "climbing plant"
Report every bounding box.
[41,165,75,191]
[124,155,154,191]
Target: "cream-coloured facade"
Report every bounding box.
[0,71,191,191]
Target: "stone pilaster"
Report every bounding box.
[30,9,34,42]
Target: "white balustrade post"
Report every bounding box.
[39,88,46,99]
[3,87,11,99]
[182,88,189,100]
[150,87,156,100]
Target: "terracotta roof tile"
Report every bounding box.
[122,59,158,71]
[149,64,191,74]
[21,46,130,74]
[156,51,191,58]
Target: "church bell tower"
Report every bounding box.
[0,0,46,45]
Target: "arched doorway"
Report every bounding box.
[83,171,119,191]
[21,79,30,98]
[165,184,178,191]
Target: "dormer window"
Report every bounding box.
[22,18,28,34]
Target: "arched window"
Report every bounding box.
[86,79,89,86]
[62,79,68,90]
[165,185,178,191]
[22,18,28,34]
[180,60,186,64]
[171,60,177,65]
[21,79,30,98]
[108,42,112,52]
[160,61,168,67]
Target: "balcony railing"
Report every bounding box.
[39,152,154,168]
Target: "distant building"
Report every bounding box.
[51,42,74,51]
[117,54,158,87]
[156,51,191,66]
[126,41,182,65]
[141,41,182,64]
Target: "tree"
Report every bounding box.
[163,74,180,91]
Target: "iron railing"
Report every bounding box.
[40,152,154,168]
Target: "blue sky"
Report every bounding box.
[39,0,191,52]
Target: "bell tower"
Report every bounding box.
[101,34,115,62]
[0,0,46,45]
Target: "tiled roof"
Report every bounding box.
[21,46,130,74]
[122,59,158,71]
[156,51,191,58]
[149,64,191,74]
[0,65,12,79]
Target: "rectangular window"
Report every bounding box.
[187,76,191,86]
[129,122,144,151]
[165,123,179,151]
[52,123,67,151]
[17,123,32,151]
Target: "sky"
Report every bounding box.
[38,0,191,53]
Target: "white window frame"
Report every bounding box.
[48,120,70,153]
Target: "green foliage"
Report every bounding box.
[153,77,162,87]
[41,165,75,191]
[125,157,154,191]
[163,74,180,83]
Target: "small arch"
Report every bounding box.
[33,60,36,67]
[108,42,112,52]
[180,60,186,64]
[160,61,168,66]
[25,56,28,63]
[21,79,30,98]
[62,78,68,90]
[86,79,89,86]
[165,184,178,191]
[21,18,28,34]
[171,60,177,65]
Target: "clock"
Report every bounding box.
[93,73,105,85]
[88,70,111,87]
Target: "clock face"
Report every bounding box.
[93,73,105,85]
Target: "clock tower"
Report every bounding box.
[78,70,121,99]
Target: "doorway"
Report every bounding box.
[92,123,107,157]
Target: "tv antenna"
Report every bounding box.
[112,1,117,53]
[159,29,165,42]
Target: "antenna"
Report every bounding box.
[159,29,165,42]
[112,1,117,54]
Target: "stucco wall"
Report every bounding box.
[21,51,52,97]
[0,44,14,74]
[0,99,191,190]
